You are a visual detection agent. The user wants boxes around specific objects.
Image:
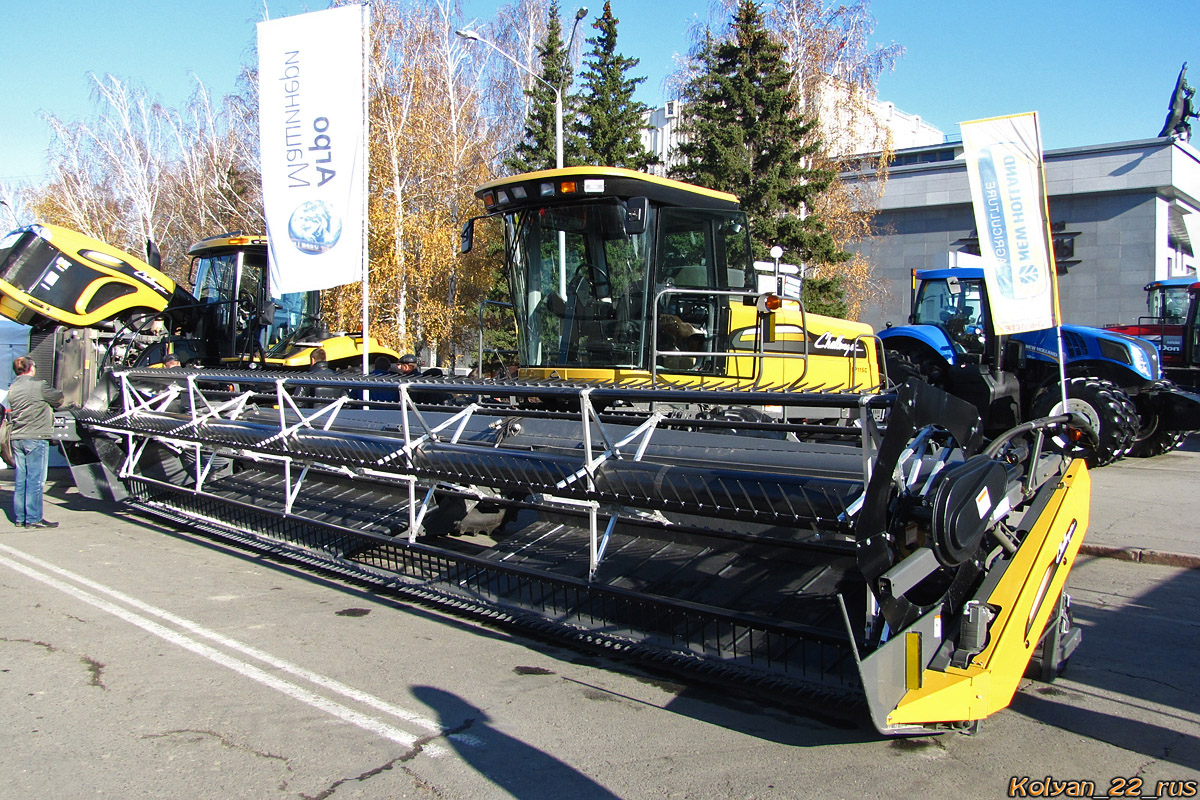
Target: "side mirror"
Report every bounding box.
[460,219,475,254]
[625,197,649,235]
[145,239,161,269]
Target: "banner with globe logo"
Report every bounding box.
[258,4,367,295]
[960,112,1058,334]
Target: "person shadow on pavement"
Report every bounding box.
[410,685,622,799]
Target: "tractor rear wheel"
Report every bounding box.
[1128,412,1188,458]
[1031,377,1138,467]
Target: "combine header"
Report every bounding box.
[66,366,1087,734]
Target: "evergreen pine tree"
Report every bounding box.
[573,2,656,170]
[670,0,850,315]
[504,0,576,173]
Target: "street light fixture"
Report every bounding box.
[457,8,588,298]
[456,6,588,171]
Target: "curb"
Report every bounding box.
[1079,543,1200,570]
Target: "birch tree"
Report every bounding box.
[325,0,501,365]
[30,72,262,283]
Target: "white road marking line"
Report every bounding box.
[1,544,479,744]
[0,546,470,755]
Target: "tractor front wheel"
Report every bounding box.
[1031,377,1138,467]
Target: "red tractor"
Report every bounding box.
[1107,277,1200,389]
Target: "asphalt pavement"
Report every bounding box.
[1083,435,1200,567]
[0,448,1197,798]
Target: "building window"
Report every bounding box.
[955,221,1080,274]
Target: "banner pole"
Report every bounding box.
[360,1,371,377]
[1034,116,1070,413]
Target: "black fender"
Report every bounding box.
[1142,382,1200,432]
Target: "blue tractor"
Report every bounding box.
[878,267,1200,464]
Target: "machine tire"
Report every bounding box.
[1031,377,1137,467]
[883,346,945,389]
[1127,413,1188,458]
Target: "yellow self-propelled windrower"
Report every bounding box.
[0,225,399,405]
[53,167,1090,736]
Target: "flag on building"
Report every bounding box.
[960,112,1058,334]
[258,4,368,296]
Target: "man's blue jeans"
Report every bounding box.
[13,439,48,526]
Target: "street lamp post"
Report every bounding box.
[457,9,588,299]
[456,7,587,171]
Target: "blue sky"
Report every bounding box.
[2,0,1196,186]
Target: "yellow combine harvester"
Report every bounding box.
[0,224,397,404]
[184,232,399,370]
[2,169,1090,736]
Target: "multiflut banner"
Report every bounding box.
[961,113,1057,334]
[258,4,367,296]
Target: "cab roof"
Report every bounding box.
[1145,276,1200,290]
[915,267,985,281]
[474,167,740,214]
[187,232,267,258]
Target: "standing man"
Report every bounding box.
[7,356,64,528]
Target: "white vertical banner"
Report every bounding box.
[258,4,368,297]
[960,112,1057,334]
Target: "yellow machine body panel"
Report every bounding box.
[885,459,1091,728]
[723,301,880,390]
[224,334,399,370]
[0,224,177,327]
[519,301,880,391]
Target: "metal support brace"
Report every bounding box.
[408,483,436,543]
[376,400,481,468]
[185,375,254,421]
[556,394,665,491]
[282,460,311,516]
[111,373,179,422]
[165,390,256,438]
[590,511,618,581]
[858,395,881,483]
[260,383,348,448]
[118,436,151,479]
[849,333,885,392]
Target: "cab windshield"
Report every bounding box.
[1148,285,1191,323]
[501,200,753,372]
[192,247,318,354]
[504,200,651,368]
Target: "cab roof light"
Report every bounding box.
[539,182,555,197]
[497,189,510,204]
[482,191,496,208]
[560,180,578,194]
[511,186,528,200]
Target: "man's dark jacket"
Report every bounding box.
[7,374,64,440]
